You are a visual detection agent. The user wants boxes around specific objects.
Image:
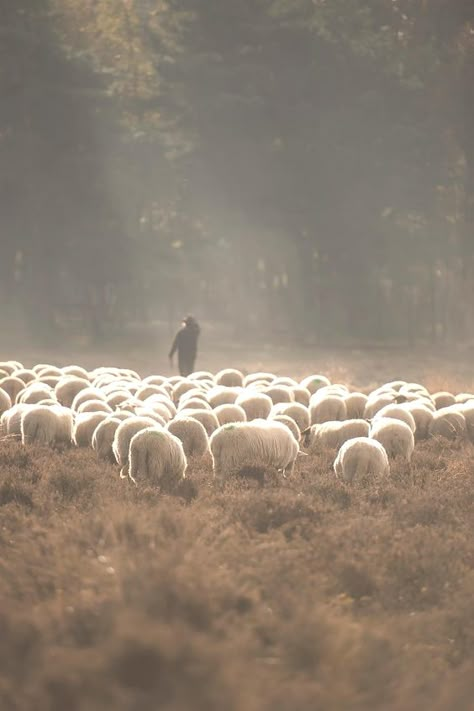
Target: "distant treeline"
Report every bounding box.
[1,1,473,345]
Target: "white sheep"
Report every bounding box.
[432,391,456,409]
[263,385,294,405]
[303,419,370,452]
[73,412,109,448]
[207,386,242,408]
[71,387,107,411]
[178,398,212,412]
[13,368,38,384]
[271,415,301,442]
[76,399,113,415]
[61,365,90,379]
[54,377,90,407]
[373,404,416,433]
[166,417,209,458]
[429,407,466,441]
[300,374,331,395]
[18,384,54,405]
[370,417,414,464]
[215,368,244,387]
[404,402,434,441]
[0,376,26,403]
[213,404,247,426]
[270,402,310,433]
[0,388,12,416]
[243,372,275,388]
[92,418,121,461]
[112,416,159,467]
[122,427,187,486]
[235,393,273,421]
[177,408,220,436]
[1,404,34,437]
[344,392,368,419]
[290,387,311,406]
[21,405,73,447]
[309,394,347,425]
[334,437,390,482]
[209,419,299,483]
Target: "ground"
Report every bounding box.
[1,348,474,710]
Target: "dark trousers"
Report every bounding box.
[178,357,196,377]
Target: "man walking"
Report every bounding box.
[168,315,200,376]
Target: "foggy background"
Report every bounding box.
[1,1,474,353]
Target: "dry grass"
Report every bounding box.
[1,433,474,710]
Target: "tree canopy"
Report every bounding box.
[1,0,473,344]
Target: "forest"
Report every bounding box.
[1,1,473,346]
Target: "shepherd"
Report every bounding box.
[168,315,201,377]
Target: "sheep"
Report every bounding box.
[61,365,90,380]
[179,388,209,406]
[55,377,90,407]
[0,361,23,375]
[71,387,107,411]
[166,417,209,458]
[73,412,109,448]
[215,368,244,387]
[112,416,159,467]
[76,399,113,415]
[271,415,301,442]
[31,363,62,378]
[178,398,212,412]
[455,392,474,404]
[309,395,347,425]
[19,384,54,405]
[243,372,275,387]
[213,403,247,426]
[344,392,368,419]
[13,369,38,384]
[144,395,177,418]
[334,437,390,483]
[404,402,434,441]
[363,393,398,419]
[39,376,61,389]
[370,417,414,465]
[133,409,167,427]
[106,391,134,409]
[207,386,242,408]
[372,404,416,434]
[300,374,331,395]
[21,405,73,447]
[209,419,299,484]
[189,371,215,382]
[459,402,474,443]
[178,408,220,436]
[429,407,466,441]
[235,393,273,421]
[0,376,26,403]
[303,419,370,453]
[141,375,168,387]
[270,402,310,433]
[122,427,187,487]
[432,391,456,410]
[290,386,311,406]
[172,380,197,403]
[272,377,299,387]
[263,385,294,405]
[1,404,34,437]
[0,388,12,416]
[92,418,122,461]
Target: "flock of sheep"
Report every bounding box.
[0,360,472,488]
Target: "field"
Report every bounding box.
[1,346,474,710]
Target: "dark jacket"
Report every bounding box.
[169,320,200,364]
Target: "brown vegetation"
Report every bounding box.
[1,430,474,710]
